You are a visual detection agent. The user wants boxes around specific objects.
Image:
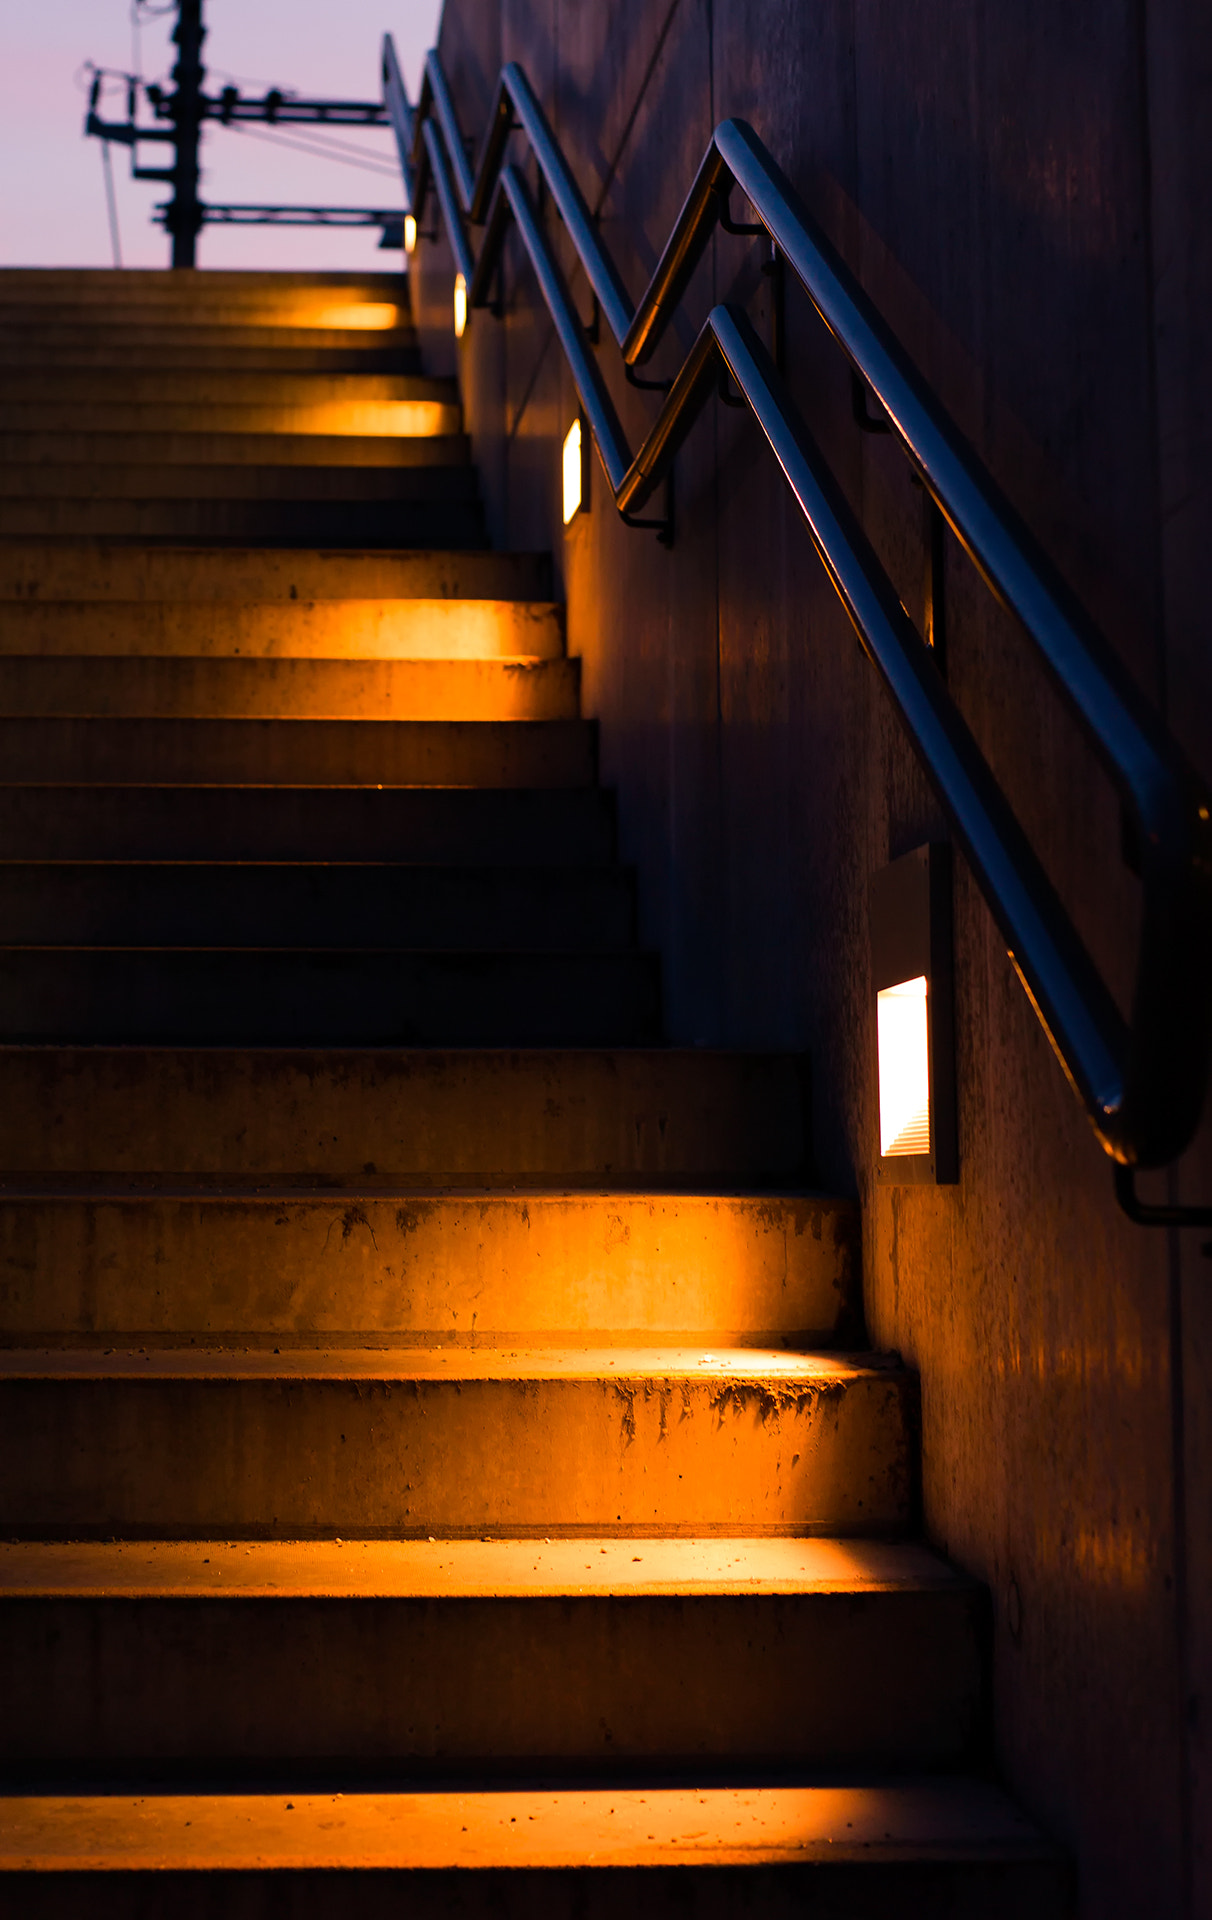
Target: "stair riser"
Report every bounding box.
[0,469,478,504]
[0,547,553,602]
[0,865,634,950]
[0,950,662,1046]
[0,658,578,722]
[0,347,426,375]
[0,1194,854,1345]
[0,1367,909,1536]
[0,433,472,471]
[0,1047,807,1178]
[0,789,615,864]
[0,402,460,436]
[0,318,416,339]
[0,1861,1073,1920]
[0,371,453,403]
[0,269,407,297]
[0,503,487,545]
[0,1588,979,1772]
[0,599,563,659]
[0,718,596,786]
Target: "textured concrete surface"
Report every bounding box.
[0,1190,856,1345]
[0,1347,912,1536]
[0,1046,808,1178]
[0,1539,979,1769]
[0,1776,1057,1872]
[430,0,1211,1911]
[0,1778,1067,1920]
[0,262,1024,1909]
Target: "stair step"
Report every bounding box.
[0,464,478,503]
[0,862,634,949]
[0,498,487,546]
[0,1190,854,1345]
[0,597,563,658]
[0,717,594,784]
[0,369,455,406]
[0,344,425,375]
[0,786,614,862]
[0,1350,908,1537]
[0,656,578,720]
[0,266,408,299]
[0,306,412,337]
[0,1046,809,1180]
[0,1779,1065,1916]
[0,948,662,1044]
[0,430,472,470]
[0,324,418,348]
[0,1538,969,1770]
[0,399,461,436]
[0,543,552,602]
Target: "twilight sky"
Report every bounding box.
[2,1,442,270]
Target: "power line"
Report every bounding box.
[227,123,401,180]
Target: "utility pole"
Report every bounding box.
[86,0,395,268]
[166,0,205,269]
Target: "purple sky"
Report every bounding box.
[2,2,442,270]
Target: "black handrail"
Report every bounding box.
[383,36,1212,1197]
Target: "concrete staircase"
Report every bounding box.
[0,269,1066,1916]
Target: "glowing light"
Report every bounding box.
[268,402,458,438]
[877,975,930,1156]
[453,273,468,339]
[309,302,401,331]
[562,419,583,524]
[404,214,418,255]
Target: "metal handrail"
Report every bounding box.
[383,36,1212,1195]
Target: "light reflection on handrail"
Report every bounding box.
[380,34,1212,1191]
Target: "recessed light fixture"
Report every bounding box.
[404,213,418,255]
[870,843,957,1184]
[562,416,589,525]
[453,272,468,339]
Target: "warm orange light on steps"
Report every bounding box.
[274,401,456,436]
[297,302,403,331]
[0,598,565,663]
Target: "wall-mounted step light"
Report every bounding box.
[403,213,417,255]
[869,843,958,1184]
[562,416,589,525]
[453,272,468,339]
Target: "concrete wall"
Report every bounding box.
[412,1,1212,1911]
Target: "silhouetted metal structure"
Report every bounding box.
[85,0,396,266]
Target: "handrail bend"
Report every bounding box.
[382,35,1212,1188]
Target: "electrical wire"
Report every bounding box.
[230,125,398,167]
[226,123,401,180]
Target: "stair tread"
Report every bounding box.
[0,433,472,471]
[0,1345,889,1384]
[0,544,552,601]
[0,655,577,721]
[0,1779,1056,1874]
[0,1535,966,1598]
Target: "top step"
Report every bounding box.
[0,269,408,303]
